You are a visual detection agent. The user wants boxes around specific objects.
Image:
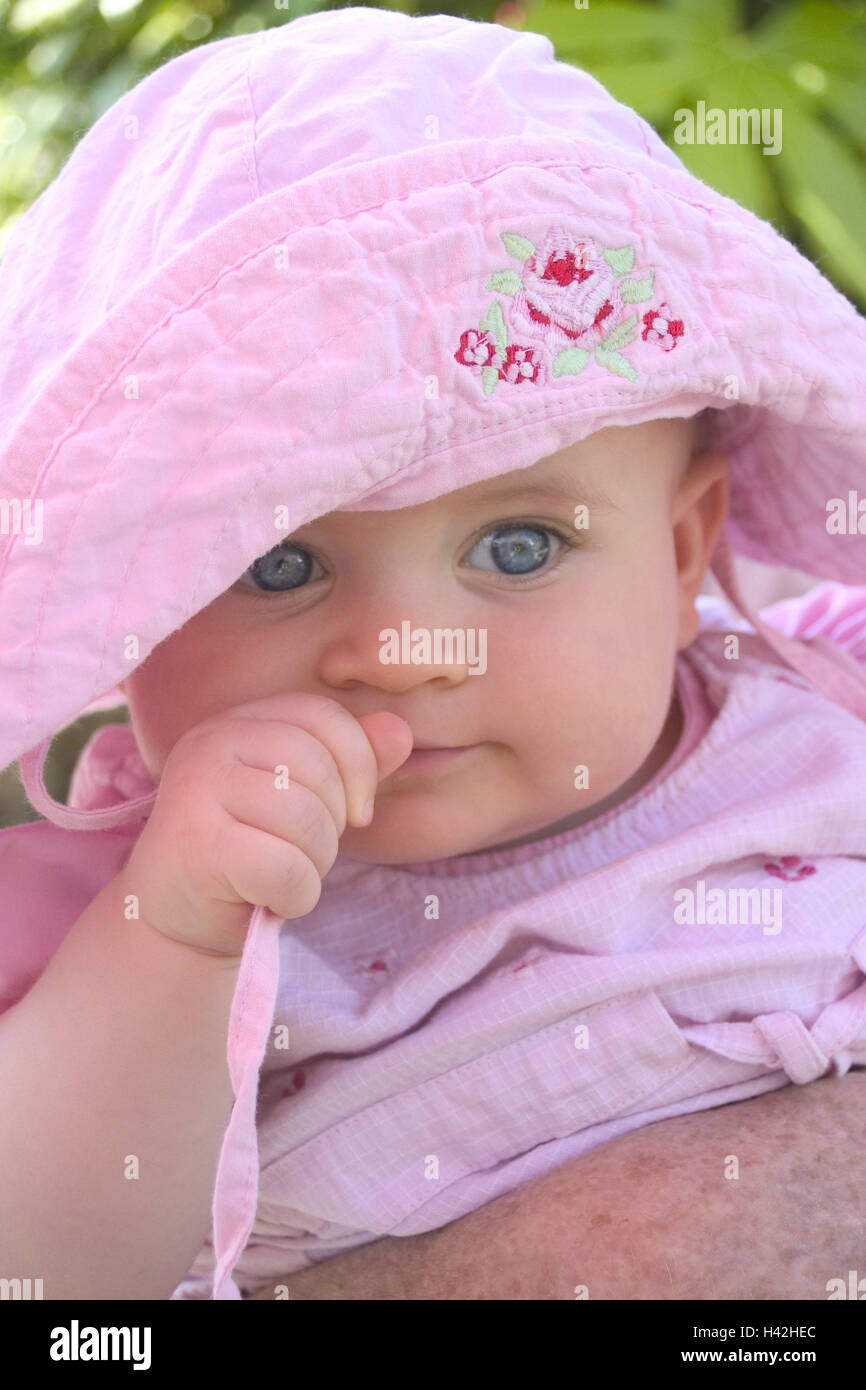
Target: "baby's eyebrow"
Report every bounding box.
[473,466,621,512]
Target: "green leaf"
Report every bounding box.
[481,366,500,397]
[501,232,535,261]
[479,300,507,353]
[755,1,866,81]
[584,56,698,125]
[526,1,678,58]
[773,98,866,304]
[600,315,638,351]
[620,270,655,303]
[603,245,634,275]
[815,75,866,156]
[484,269,523,296]
[552,348,590,378]
[594,348,638,383]
[666,0,739,40]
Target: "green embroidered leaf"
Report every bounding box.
[552,348,590,377]
[595,347,638,383]
[501,232,535,261]
[602,245,634,276]
[599,314,638,351]
[484,270,524,296]
[620,270,655,303]
[479,300,507,352]
[481,366,500,396]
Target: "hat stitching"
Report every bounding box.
[21,284,804,735]
[16,365,744,745]
[1,140,849,515]
[20,346,726,747]
[3,188,829,544]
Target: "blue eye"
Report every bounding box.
[239,542,324,592]
[461,523,567,581]
[237,521,576,596]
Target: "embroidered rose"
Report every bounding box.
[641,301,685,352]
[509,231,623,352]
[453,227,682,397]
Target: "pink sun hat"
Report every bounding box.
[1,7,865,1297]
[2,6,865,777]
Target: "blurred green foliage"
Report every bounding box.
[0,0,864,824]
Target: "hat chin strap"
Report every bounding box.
[16,737,157,831]
[709,530,866,723]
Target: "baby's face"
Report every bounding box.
[121,418,728,862]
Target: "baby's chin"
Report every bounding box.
[335,798,609,865]
[336,821,495,866]
[335,710,684,865]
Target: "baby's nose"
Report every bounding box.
[317,613,482,691]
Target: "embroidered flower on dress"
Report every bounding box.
[763,855,817,882]
[454,227,685,397]
[352,945,398,980]
[279,1068,307,1100]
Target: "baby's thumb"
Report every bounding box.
[356,711,414,787]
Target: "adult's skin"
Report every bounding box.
[246,1070,866,1300]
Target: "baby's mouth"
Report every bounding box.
[389,743,480,777]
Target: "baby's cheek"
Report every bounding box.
[572,623,669,775]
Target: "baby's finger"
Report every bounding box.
[213,719,350,838]
[213,817,325,922]
[212,693,410,826]
[219,762,340,880]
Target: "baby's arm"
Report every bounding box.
[0,695,402,1300]
[248,1070,866,1300]
[0,869,240,1300]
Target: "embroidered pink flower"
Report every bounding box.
[279,1068,306,1100]
[454,328,504,371]
[453,227,680,396]
[353,945,398,979]
[763,855,817,882]
[499,343,544,384]
[641,301,684,351]
[509,230,623,351]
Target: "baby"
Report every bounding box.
[119,415,727,871]
[1,9,865,1305]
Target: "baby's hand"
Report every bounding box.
[120,694,413,958]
